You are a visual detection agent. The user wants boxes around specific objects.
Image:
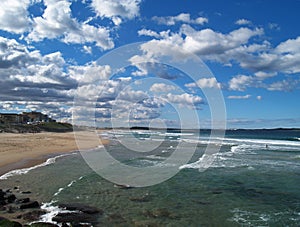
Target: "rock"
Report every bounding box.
[29,222,59,227]
[6,205,15,213]
[114,184,134,189]
[0,189,6,198]
[142,208,171,218]
[52,212,96,224]
[17,198,30,204]
[6,194,17,203]
[22,210,46,221]
[21,191,32,194]
[133,220,160,227]
[58,203,102,215]
[20,201,40,209]
[129,193,151,202]
[107,213,127,224]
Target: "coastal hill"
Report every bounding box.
[0,111,73,133]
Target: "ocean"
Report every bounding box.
[1,129,300,226]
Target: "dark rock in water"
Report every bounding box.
[129,193,151,202]
[114,184,133,189]
[21,191,32,194]
[61,223,69,227]
[20,201,40,209]
[58,203,102,214]
[212,190,223,194]
[6,205,15,213]
[52,212,97,224]
[107,213,127,224]
[6,194,17,203]
[133,220,160,227]
[0,216,22,227]
[0,189,6,198]
[22,210,46,221]
[17,198,30,204]
[142,208,171,218]
[29,222,59,227]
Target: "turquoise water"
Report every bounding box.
[1,129,300,226]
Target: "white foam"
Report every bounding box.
[38,202,61,224]
[0,153,76,180]
[179,154,216,170]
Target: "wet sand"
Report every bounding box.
[0,131,108,176]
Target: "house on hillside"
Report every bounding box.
[0,111,55,124]
[0,113,23,124]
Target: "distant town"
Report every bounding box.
[0,111,75,133]
[0,111,55,125]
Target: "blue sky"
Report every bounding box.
[0,0,300,129]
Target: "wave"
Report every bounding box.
[0,153,77,180]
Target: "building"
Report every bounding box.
[0,111,55,124]
[0,113,24,124]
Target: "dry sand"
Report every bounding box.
[0,131,108,175]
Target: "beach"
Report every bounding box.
[0,129,299,226]
[0,131,108,176]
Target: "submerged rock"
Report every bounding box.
[22,210,46,221]
[29,222,59,227]
[58,203,102,215]
[20,201,40,209]
[129,193,151,202]
[52,212,96,224]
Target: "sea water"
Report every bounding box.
[1,129,300,226]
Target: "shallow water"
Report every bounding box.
[1,129,300,226]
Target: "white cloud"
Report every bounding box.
[152,13,208,26]
[138,29,161,38]
[257,96,262,100]
[227,94,251,99]
[267,79,298,91]
[165,93,203,107]
[180,25,263,56]
[0,0,32,33]
[83,45,92,54]
[27,0,114,50]
[91,0,142,25]
[185,78,221,89]
[69,62,111,83]
[235,19,252,25]
[150,83,176,93]
[228,75,256,91]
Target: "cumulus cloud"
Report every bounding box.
[227,94,251,99]
[91,0,141,25]
[150,83,176,92]
[235,19,252,25]
[69,62,111,84]
[152,13,208,25]
[138,29,161,39]
[165,93,203,108]
[0,0,32,33]
[185,78,221,89]
[27,0,114,50]
[267,79,299,91]
[228,75,256,91]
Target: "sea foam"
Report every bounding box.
[0,153,76,180]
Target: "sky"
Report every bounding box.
[0,0,300,129]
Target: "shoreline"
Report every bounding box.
[0,131,109,176]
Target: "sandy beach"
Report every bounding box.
[0,131,108,176]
